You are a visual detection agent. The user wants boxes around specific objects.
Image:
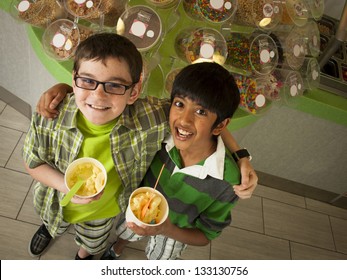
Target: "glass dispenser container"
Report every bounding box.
[174,27,228,65]
[223,30,279,76]
[116,5,163,53]
[10,0,67,28]
[234,0,283,31]
[280,0,308,27]
[271,28,306,70]
[42,19,94,61]
[183,0,237,24]
[64,0,127,27]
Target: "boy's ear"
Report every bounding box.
[212,118,230,136]
[127,81,142,105]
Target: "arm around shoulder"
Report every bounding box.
[36,83,72,119]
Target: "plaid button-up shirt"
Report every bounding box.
[23,94,170,237]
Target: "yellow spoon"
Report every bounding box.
[60,179,85,207]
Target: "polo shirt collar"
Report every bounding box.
[165,135,225,180]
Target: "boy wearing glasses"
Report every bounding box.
[24,33,256,260]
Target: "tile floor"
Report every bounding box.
[1,99,347,260]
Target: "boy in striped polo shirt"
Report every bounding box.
[102,62,243,260]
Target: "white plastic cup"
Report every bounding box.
[126,187,169,227]
[64,157,107,198]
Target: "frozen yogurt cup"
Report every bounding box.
[64,157,107,198]
[126,187,169,226]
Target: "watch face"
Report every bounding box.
[233,149,252,161]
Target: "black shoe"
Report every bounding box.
[75,252,93,260]
[100,241,121,260]
[28,224,52,257]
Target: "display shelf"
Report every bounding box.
[1,0,347,129]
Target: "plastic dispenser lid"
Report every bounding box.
[252,0,283,30]
[64,0,102,18]
[239,77,273,115]
[42,19,82,61]
[117,5,162,52]
[197,0,237,23]
[284,0,309,27]
[249,33,279,75]
[306,0,324,20]
[305,58,320,90]
[284,71,304,98]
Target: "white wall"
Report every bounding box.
[0,10,58,110]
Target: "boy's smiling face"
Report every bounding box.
[169,96,229,164]
[73,57,140,125]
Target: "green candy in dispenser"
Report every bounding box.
[279,0,309,27]
[10,0,67,28]
[223,30,279,76]
[174,27,228,65]
[42,19,95,61]
[183,0,237,23]
[234,0,283,31]
[116,5,163,53]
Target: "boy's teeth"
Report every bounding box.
[178,128,192,136]
[91,104,108,109]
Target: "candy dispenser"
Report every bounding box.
[183,0,237,24]
[174,27,228,65]
[233,0,283,31]
[64,0,102,20]
[223,30,279,76]
[234,74,276,115]
[279,0,308,27]
[294,21,320,58]
[42,19,94,61]
[164,67,182,96]
[300,57,320,91]
[304,0,324,20]
[10,0,67,28]
[271,28,306,71]
[64,0,127,28]
[275,69,304,106]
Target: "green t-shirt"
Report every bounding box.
[63,112,122,223]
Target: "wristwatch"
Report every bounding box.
[232,148,252,162]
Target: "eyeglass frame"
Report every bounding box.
[73,75,137,95]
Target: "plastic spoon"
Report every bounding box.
[141,163,165,219]
[60,179,85,207]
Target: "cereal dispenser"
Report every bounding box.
[10,0,67,28]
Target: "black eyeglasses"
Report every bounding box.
[74,76,136,95]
